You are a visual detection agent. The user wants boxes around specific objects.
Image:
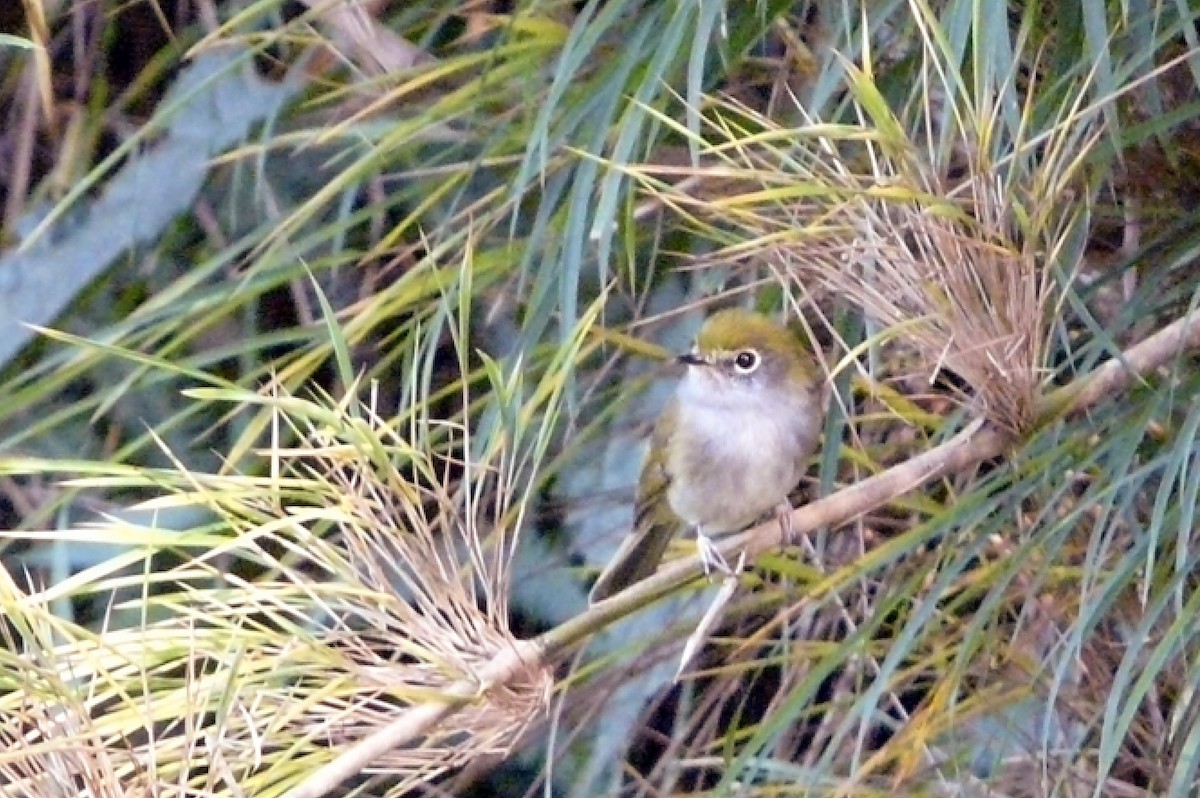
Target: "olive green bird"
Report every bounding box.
[589,308,825,603]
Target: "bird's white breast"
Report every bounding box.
[666,377,818,533]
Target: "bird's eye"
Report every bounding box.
[733,350,759,373]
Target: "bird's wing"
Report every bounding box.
[588,401,681,603]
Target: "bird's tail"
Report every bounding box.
[588,518,678,604]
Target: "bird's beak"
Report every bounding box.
[677,351,706,367]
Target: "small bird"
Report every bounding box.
[589,308,825,603]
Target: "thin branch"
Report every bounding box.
[282,307,1200,798]
[282,639,545,798]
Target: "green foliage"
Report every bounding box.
[0,1,1198,797]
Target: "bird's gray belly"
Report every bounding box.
[666,413,802,533]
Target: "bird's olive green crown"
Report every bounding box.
[686,308,818,385]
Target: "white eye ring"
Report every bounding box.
[733,350,759,373]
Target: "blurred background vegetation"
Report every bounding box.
[1,0,1200,796]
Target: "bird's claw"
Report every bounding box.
[697,532,734,577]
[775,501,795,547]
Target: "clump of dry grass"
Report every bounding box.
[804,170,1059,433]
[0,383,554,797]
[171,387,554,789]
[262,393,552,772]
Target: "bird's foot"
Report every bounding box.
[696,532,734,577]
[775,501,796,546]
